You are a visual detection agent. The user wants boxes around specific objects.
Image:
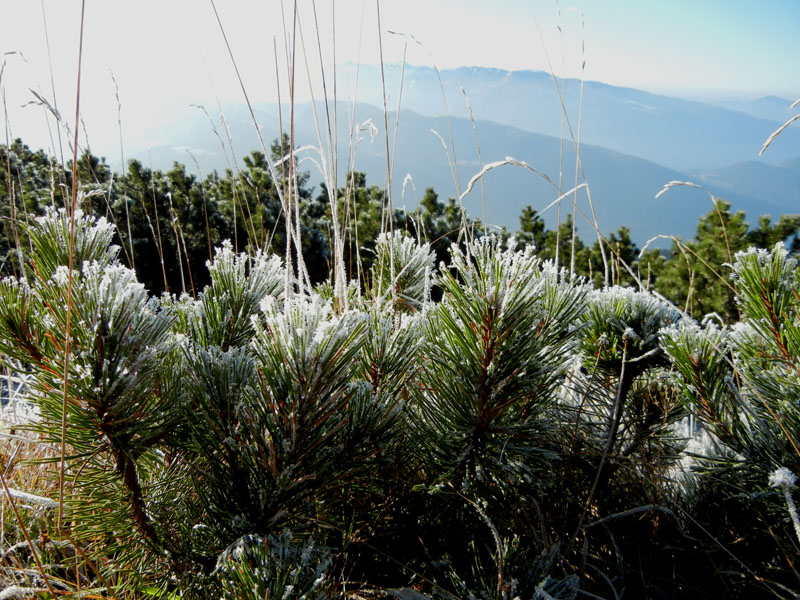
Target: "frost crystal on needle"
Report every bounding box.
[769,467,797,490]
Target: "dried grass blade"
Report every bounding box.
[59,0,87,533]
[655,180,701,200]
[760,112,800,156]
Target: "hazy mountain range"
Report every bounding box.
[122,65,800,247]
[715,95,800,124]
[341,65,800,169]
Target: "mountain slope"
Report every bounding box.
[690,161,800,211]
[717,95,799,123]
[340,64,800,171]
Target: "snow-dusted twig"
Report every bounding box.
[5,487,59,509]
[769,467,800,544]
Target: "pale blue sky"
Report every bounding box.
[1,0,798,156]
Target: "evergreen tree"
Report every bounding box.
[0,140,65,276]
[655,200,800,321]
[516,204,547,251]
[586,225,666,289]
[403,186,470,267]
[112,159,187,294]
[600,226,637,286]
[319,171,385,282]
[540,213,591,275]
[746,213,800,252]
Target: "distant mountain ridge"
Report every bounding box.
[716,95,799,123]
[341,64,800,171]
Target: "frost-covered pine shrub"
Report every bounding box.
[663,244,800,472]
[2,212,798,598]
[413,237,588,487]
[575,287,686,480]
[662,242,800,595]
[370,230,436,311]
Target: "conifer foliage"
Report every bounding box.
[2,206,800,598]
